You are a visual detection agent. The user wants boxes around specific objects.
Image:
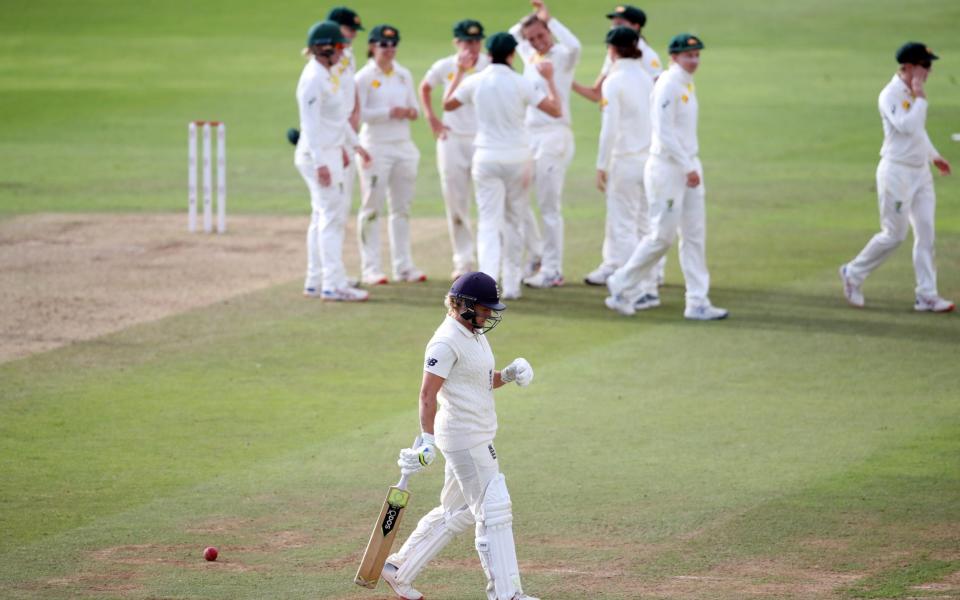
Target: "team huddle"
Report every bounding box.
[294,1,737,319]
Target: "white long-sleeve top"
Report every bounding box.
[509,17,580,129]
[295,58,358,169]
[601,37,663,80]
[355,60,419,145]
[452,63,546,163]
[596,58,653,170]
[650,62,698,172]
[334,47,357,117]
[423,53,492,136]
[878,73,939,167]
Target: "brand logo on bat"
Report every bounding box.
[381,505,402,536]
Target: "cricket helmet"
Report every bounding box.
[449,272,506,334]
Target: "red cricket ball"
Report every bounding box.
[203,546,218,561]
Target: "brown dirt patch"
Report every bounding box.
[0,212,446,364]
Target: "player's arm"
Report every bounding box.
[403,69,419,120]
[349,89,361,131]
[442,63,470,112]
[572,73,604,103]
[595,80,619,191]
[546,16,581,70]
[418,371,443,435]
[534,62,562,117]
[879,85,927,135]
[420,79,448,139]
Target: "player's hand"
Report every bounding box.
[341,147,350,168]
[596,169,607,192]
[397,433,436,476]
[531,0,550,22]
[428,115,450,140]
[406,107,418,120]
[911,68,928,99]
[356,146,373,168]
[389,106,409,119]
[933,156,951,176]
[536,60,554,80]
[316,166,332,187]
[501,358,534,387]
[686,170,701,188]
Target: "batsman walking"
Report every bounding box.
[380,271,539,600]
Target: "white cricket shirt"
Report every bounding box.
[355,60,419,145]
[596,58,653,170]
[423,315,497,452]
[295,58,358,169]
[650,62,698,172]
[335,48,357,117]
[452,63,546,163]
[601,37,663,80]
[509,18,581,129]
[878,73,939,167]
[423,53,491,136]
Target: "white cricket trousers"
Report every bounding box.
[845,159,939,297]
[297,151,350,292]
[357,140,420,279]
[600,153,657,296]
[609,155,711,305]
[473,158,530,296]
[529,125,574,274]
[389,441,525,600]
[438,133,477,273]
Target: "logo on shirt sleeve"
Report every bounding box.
[902,100,911,110]
[426,357,438,367]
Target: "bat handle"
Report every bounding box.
[397,472,410,490]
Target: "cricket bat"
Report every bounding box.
[354,472,411,588]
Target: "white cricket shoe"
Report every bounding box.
[362,272,389,286]
[838,264,864,308]
[321,287,369,302]
[381,563,424,600]
[395,268,428,283]
[634,293,661,311]
[684,303,729,320]
[523,270,565,288]
[584,265,614,286]
[914,295,956,313]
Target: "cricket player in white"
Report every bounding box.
[295,21,370,302]
[574,4,667,287]
[595,27,659,310]
[327,6,364,177]
[443,32,561,299]
[840,42,954,312]
[355,25,427,285]
[381,271,538,600]
[421,20,491,280]
[605,34,728,320]
[508,0,581,288]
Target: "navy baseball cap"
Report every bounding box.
[606,26,639,47]
[327,6,364,31]
[454,19,485,40]
[668,33,704,54]
[606,5,647,27]
[485,31,518,57]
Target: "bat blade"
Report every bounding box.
[354,484,411,588]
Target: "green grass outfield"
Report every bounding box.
[2,0,960,598]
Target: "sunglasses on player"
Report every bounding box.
[377,40,398,48]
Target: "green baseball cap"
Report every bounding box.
[485,32,518,56]
[896,42,939,65]
[327,7,364,31]
[606,25,639,47]
[306,20,348,46]
[453,19,485,40]
[369,24,401,45]
[668,33,704,54]
[606,5,647,27]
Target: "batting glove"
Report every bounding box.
[501,358,534,387]
[397,433,436,476]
